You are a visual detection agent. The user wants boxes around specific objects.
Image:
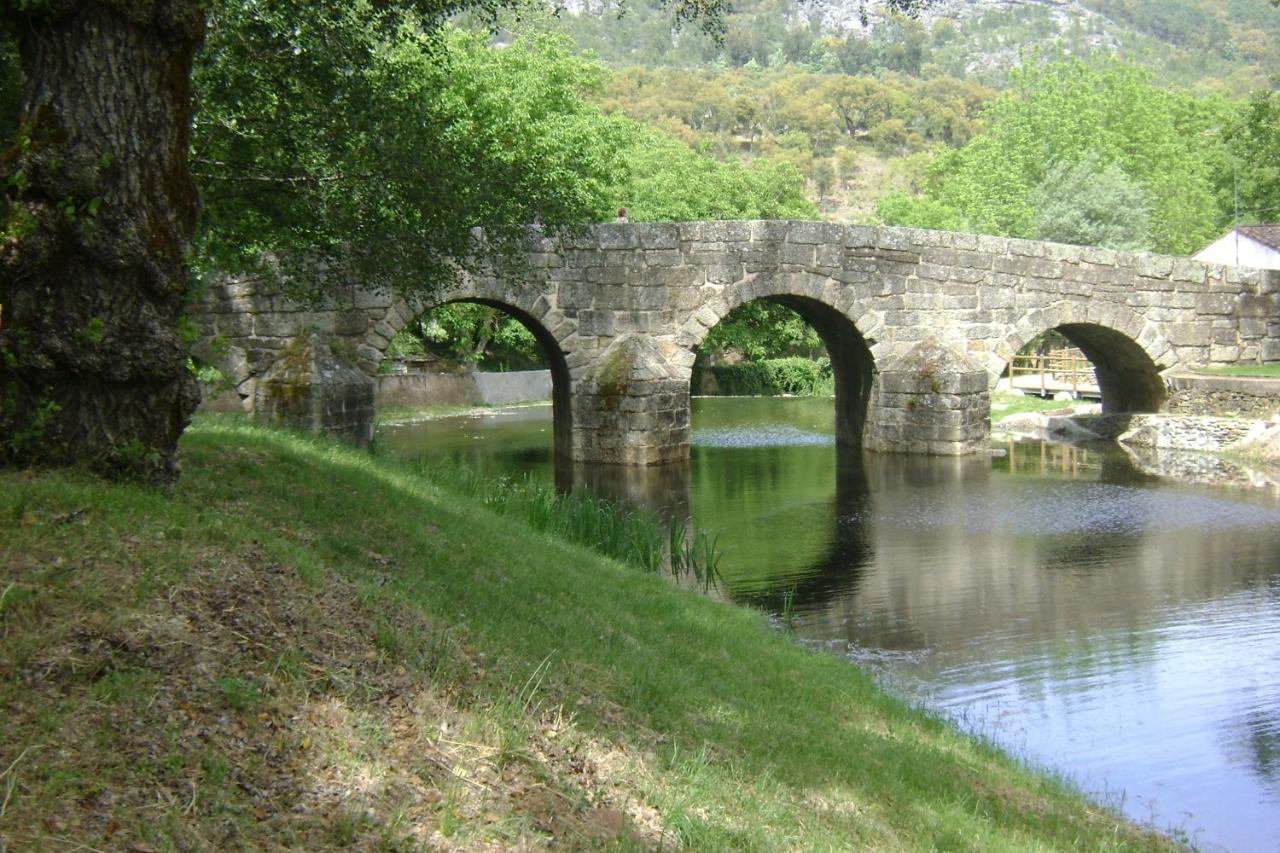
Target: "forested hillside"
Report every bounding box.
[552,0,1280,90]
[495,0,1279,256]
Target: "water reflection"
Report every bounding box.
[738,449,874,612]
[381,398,1280,850]
[569,458,691,522]
[1237,710,1280,784]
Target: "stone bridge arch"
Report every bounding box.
[372,281,577,458]
[993,301,1177,412]
[676,273,881,446]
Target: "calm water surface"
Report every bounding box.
[383,398,1280,851]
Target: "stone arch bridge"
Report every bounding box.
[198,221,1279,464]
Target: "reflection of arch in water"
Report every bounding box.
[738,449,875,612]
[996,302,1174,413]
[680,278,877,447]
[380,296,572,459]
[568,458,692,523]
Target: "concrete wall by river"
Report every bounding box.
[200,369,553,413]
[375,369,551,409]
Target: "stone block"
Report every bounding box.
[645,249,684,268]
[598,225,641,251]
[976,235,1008,256]
[1045,243,1083,263]
[1008,238,1048,258]
[1136,254,1175,279]
[254,334,375,446]
[1213,327,1238,346]
[816,243,843,268]
[637,224,680,249]
[1238,293,1275,318]
[876,228,915,251]
[1209,344,1241,363]
[1239,318,1268,340]
[784,221,825,244]
[1081,246,1118,266]
[253,313,304,338]
[751,220,790,242]
[352,287,392,311]
[1171,259,1208,284]
[1195,292,1237,315]
[586,266,629,286]
[781,243,815,266]
[842,225,877,249]
[214,313,253,338]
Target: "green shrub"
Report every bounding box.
[695,357,833,396]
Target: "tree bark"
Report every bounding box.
[0,2,206,484]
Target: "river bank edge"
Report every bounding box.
[993,405,1280,492]
[0,419,1179,850]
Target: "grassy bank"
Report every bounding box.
[1189,363,1280,377]
[0,421,1174,850]
[990,391,1079,420]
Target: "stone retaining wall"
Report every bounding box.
[1165,373,1280,419]
[375,370,552,409]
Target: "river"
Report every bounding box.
[381,397,1280,851]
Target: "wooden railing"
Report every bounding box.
[1008,349,1099,397]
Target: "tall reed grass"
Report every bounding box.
[408,460,666,572]
[403,458,724,584]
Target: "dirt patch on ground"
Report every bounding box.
[1,542,663,850]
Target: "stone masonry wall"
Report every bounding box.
[1165,373,1280,419]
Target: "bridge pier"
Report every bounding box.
[865,341,991,456]
[253,333,376,446]
[573,335,690,465]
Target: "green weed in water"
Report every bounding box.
[780,587,798,633]
[407,459,666,573]
[669,520,723,591]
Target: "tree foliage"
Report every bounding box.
[698,301,823,362]
[0,31,18,146]
[549,0,1280,90]
[695,356,833,396]
[195,9,633,298]
[1225,87,1280,225]
[391,303,544,371]
[0,0,736,482]
[1026,152,1152,249]
[878,57,1235,253]
[618,125,816,221]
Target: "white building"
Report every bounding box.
[1194,225,1280,269]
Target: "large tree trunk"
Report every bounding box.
[0,2,205,485]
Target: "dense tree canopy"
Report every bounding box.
[194,13,633,298]
[1225,87,1280,225]
[877,57,1236,254]
[1026,153,1152,249]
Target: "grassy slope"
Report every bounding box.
[0,421,1174,850]
[1189,364,1280,378]
[990,392,1077,420]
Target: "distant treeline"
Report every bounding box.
[551,0,1280,90]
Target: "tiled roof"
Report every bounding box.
[1237,224,1280,251]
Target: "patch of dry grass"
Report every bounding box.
[1,504,655,850]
